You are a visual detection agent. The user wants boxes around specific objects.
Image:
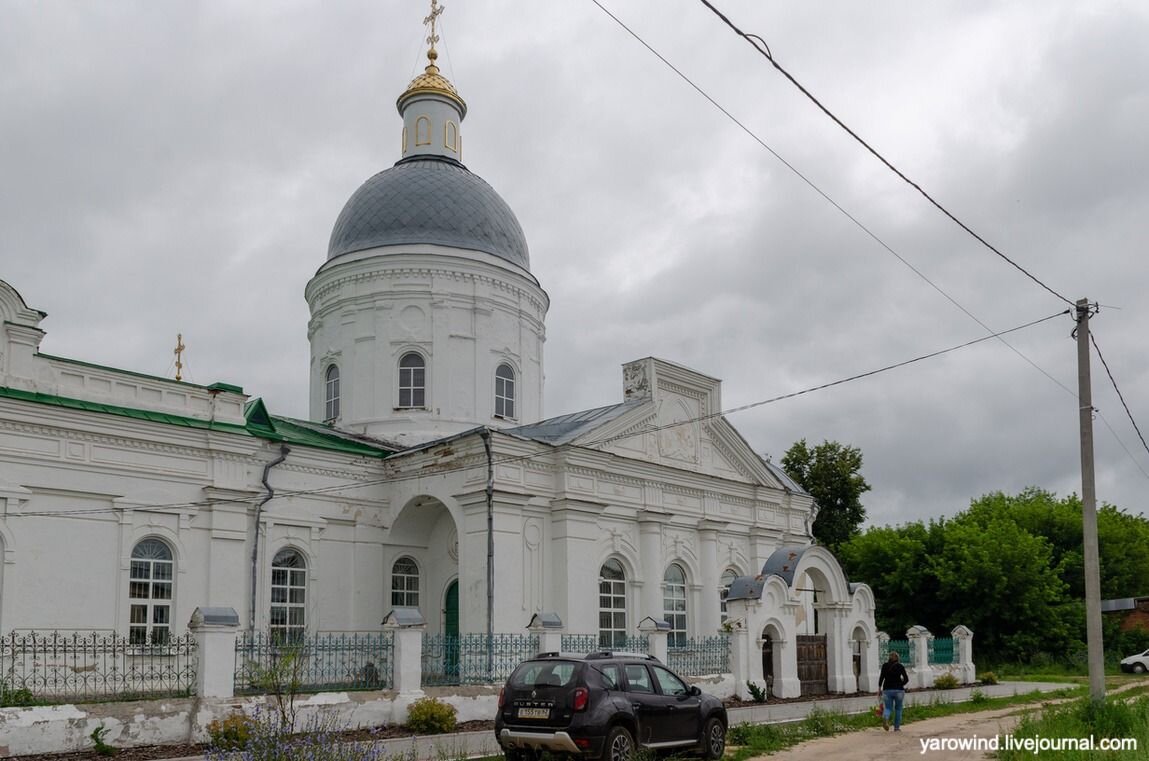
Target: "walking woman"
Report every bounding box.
[878,650,909,731]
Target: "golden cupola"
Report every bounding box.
[397,1,466,159]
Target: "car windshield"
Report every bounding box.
[510,660,581,688]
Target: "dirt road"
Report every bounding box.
[746,705,1030,761]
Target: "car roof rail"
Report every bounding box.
[583,650,659,661]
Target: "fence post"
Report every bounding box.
[527,612,564,654]
[638,617,669,664]
[189,607,240,699]
[906,625,932,688]
[383,608,426,695]
[951,625,976,684]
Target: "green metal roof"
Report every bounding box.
[0,386,394,459]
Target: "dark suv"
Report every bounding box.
[495,651,727,761]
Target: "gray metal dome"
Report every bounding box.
[327,156,530,271]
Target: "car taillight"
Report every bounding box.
[498,686,506,709]
[572,686,589,712]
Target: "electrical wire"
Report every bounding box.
[694,0,1075,308]
[6,309,1070,517]
[586,0,1076,404]
[1090,331,1149,459]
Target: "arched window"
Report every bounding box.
[270,548,306,644]
[129,538,173,645]
[398,352,426,409]
[720,568,738,622]
[663,563,688,647]
[599,559,627,648]
[494,363,516,419]
[391,557,420,607]
[324,364,341,421]
[415,115,432,146]
[444,121,458,153]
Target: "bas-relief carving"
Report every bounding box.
[623,362,650,400]
[663,530,697,563]
[656,399,698,464]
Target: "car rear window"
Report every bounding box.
[510,660,582,688]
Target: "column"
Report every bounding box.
[951,625,976,684]
[639,617,668,664]
[906,625,932,688]
[189,607,240,699]
[638,513,667,624]
[697,521,722,635]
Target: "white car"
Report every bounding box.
[1120,649,1149,674]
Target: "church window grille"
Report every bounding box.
[416,115,432,146]
[270,548,307,644]
[663,563,688,647]
[324,364,341,421]
[494,363,516,419]
[129,538,173,645]
[391,557,420,607]
[599,559,627,648]
[398,353,426,408]
[720,567,738,623]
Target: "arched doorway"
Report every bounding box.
[444,580,459,683]
[761,623,784,698]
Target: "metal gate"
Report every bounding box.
[796,634,828,696]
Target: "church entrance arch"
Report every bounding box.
[760,623,783,697]
[388,495,459,633]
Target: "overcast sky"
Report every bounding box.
[3,0,1147,527]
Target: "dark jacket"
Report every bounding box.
[879,660,909,691]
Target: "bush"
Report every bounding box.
[933,673,959,689]
[405,697,457,735]
[205,708,384,761]
[207,713,256,750]
[970,688,989,705]
[746,680,768,703]
[0,682,36,707]
[980,671,999,685]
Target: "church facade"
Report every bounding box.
[0,14,876,698]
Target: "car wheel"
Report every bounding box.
[1134,663,1147,674]
[701,717,726,759]
[602,726,634,761]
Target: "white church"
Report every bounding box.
[0,10,877,698]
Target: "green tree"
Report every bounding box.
[781,439,871,550]
[837,521,944,635]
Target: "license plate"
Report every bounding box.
[518,707,550,719]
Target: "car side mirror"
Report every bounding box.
[689,685,701,697]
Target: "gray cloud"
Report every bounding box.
[2,0,1146,526]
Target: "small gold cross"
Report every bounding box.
[173,333,185,382]
[424,0,444,53]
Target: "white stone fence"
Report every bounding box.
[877,625,976,688]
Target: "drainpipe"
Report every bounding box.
[250,444,290,632]
[479,428,494,677]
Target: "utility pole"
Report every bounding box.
[1075,297,1105,702]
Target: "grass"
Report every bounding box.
[723,687,1081,761]
[995,694,1149,760]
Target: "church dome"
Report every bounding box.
[327,155,530,271]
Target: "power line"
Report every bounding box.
[1090,330,1149,459]
[586,0,1076,404]
[6,309,1071,517]
[694,0,1075,308]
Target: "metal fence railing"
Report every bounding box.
[880,638,912,663]
[928,637,956,665]
[421,633,538,687]
[0,630,197,703]
[667,635,731,676]
[233,631,394,694]
[560,634,651,653]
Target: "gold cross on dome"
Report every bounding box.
[424,0,444,53]
[173,333,186,382]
